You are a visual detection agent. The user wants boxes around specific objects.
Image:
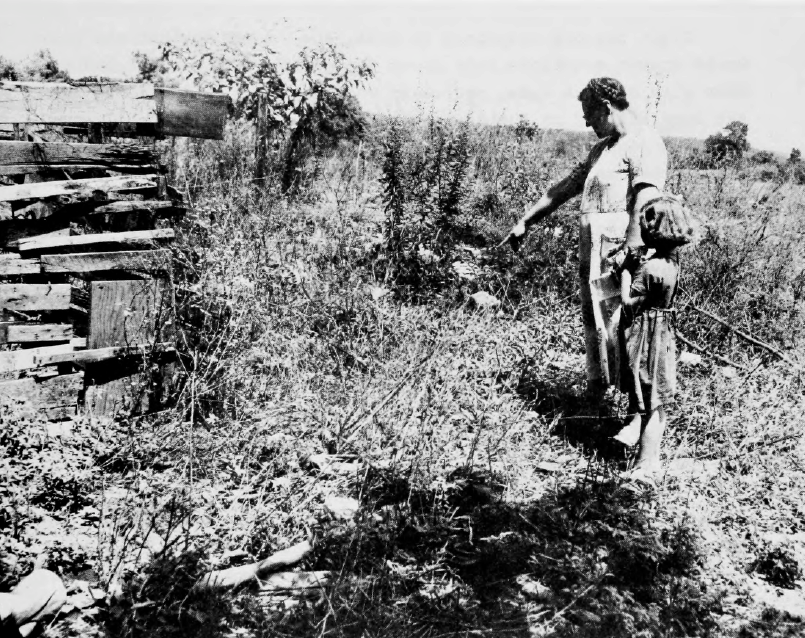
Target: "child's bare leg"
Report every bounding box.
[634,405,666,472]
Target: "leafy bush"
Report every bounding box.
[147,37,373,192]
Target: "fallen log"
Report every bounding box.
[684,302,797,367]
[194,540,313,591]
[676,332,746,371]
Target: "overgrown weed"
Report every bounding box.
[4,117,805,637]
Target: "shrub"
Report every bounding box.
[751,544,802,589]
[376,114,472,299]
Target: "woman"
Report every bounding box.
[499,77,668,397]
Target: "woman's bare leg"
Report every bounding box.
[614,412,642,446]
[634,406,666,472]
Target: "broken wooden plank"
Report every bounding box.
[0,174,158,205]
[84,376,149,418]
[19,228,174,253]
[4,192,149,223]
[0,82,157,124]
[89,279,174,349]
[0,377,35,402]
[0,342,75,373]
[0,164,156,176]
[0,372,83,406]
[195,541,314,591]
[2,219,69,248]
[0,284,72,311]
[7,228,72,250]
[0,255,40,275]
[39,372,83,405]
[32,342,172,367]
[0,322,73,344]
[90,201,175,215]
[0,140,155,168]
[40,249,172,274]
[156,88,231,140]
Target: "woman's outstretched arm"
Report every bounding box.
[497,167,586,250]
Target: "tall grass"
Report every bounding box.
[5,114,805,637]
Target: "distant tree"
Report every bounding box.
[0,50,69,82]
[751,150,776,165]
[705,120,750,164]
[0,56,18,80]
[514,116,539,142]
[724,121,749,151]
[133,51,168,84]
[21,49,70,82]
[789,148,802,164]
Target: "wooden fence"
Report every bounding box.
[0,81,230,420]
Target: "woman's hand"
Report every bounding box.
[496,220,528,251]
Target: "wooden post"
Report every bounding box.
[88,123,103,144]
[254,94,267,181]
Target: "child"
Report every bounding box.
[613,194,698,486]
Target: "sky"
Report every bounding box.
[2,0,804,153]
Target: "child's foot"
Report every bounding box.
[613,415,642,447]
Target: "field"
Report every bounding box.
[2,113,805,638]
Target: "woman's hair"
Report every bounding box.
[578,77,630,111]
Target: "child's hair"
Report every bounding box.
[639,194,700,249]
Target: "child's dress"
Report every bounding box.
[619,254,679,412]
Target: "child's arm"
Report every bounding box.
[620,268,646,309]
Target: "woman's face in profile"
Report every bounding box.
[582,101,611,139]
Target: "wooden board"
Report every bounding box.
[0,373,82,403]
[0,342,75,373]
[0,174,158,206]
[91,201,175,215]
[0,142,156,167]
[33,343,172,367]
[40,249,172,274]
[89,279,174,349]
[156,88,231,140]
[0,255,40,275]
[7,228,72,250]
[0,82,157,124]
[0,164,156,176]
[2,220,69,249]
[19,228,174,253]
[84,376,149,418]
[85,279,176,417]
[0,322,72,344]
[0,372,82,413]
[0,284,72,311]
